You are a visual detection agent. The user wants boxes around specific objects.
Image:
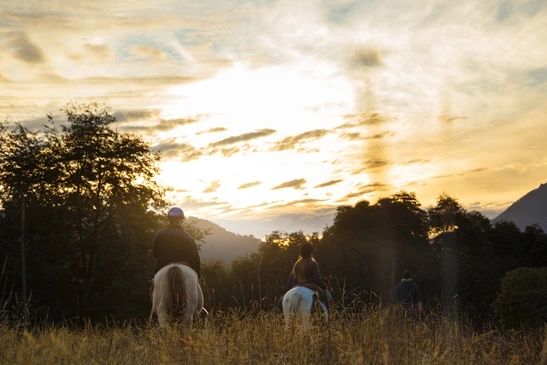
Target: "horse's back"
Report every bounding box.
[155,264,199,292]
[282,286,314,315]
[282,286,329,330]
[151,263,203,327]
[155,262,198,282]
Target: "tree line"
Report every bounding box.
[226,194,547,328]
[1,103,545,328]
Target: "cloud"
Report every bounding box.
[152,138,202,161]
[272,178,307,190]
[338,132,361,140]
[77,75,198,86]
[114,109,160,122]
[238,181,262,189]
[203,180,220,193]
[270,129,330,151]
[364,158,390,169]
[197,127,227,135]
[156,115,207,130]
[314,179,342,188]
[341,112,387,128]
[127,44,166,61]
[175,195,233,213]
[342,182,391,201]
[68,43,113,62]
[268,198,324,209]
[2,0,547,238]
[218,146,241,158]
[350,158,391,174]
[9,33,45,63]
[347,46,383,70]
[209,129,276,147]
[118,112,208,133]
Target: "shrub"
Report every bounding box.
[492,267,547,329]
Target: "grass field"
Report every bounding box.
[1,307,545,365]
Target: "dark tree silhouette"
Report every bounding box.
[0,102,167,321]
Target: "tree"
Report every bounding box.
[427,194,528,317]
[374,192,430,295]
[319,192,432,306]
[492,267,547,329]
[230,230,319,309]
[0,102,167,321]
[428,194,468,313]
[523,224,547,267]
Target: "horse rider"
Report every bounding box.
[152,207,202,282]
[287,243,330,309]
[393,270,423,320]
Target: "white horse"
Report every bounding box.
[149,263,204,330]
[282,285,332,331]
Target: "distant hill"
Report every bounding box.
[187,217,262,263]
[492,183,547,231]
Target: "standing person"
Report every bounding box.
[394,270,423,321]
[287,243,330,307]
[152,207,201,279]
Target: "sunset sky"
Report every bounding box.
[2,0,546,238]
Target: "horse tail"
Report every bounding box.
[167,266,187,320]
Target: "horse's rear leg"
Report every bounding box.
[157,306,170,327]
[303,299,315,331]
[149,285,158,325]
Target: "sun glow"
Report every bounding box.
[155,63,358,218]
[163,63,353,130]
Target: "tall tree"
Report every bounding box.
[0,102,167,320]
[230,230,317,308]
[319,192,431,305]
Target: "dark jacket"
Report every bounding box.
[152,224,201,277]
[394,279,421,307]
[287,257,327,290]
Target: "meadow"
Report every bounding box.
[1,306,545,365]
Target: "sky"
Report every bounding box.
[1,0,546,238]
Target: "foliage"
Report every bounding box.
[492,267,547,329]
[318,192,433,306]
[207,191,547,324]
[0,102,167,321]
[230,231,315,309]
[201,259,234,310]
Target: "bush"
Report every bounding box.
[492,267,547,329]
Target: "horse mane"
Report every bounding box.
[167,265,188,320]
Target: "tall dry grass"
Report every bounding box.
[0,306,545,365]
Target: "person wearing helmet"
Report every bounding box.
[286,243,330,308]
[152,207,201,278]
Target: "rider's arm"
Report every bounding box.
[286,272,296,290]
[311,262,327,290]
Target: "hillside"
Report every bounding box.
[492,183,547,231]
[187,217,262,263]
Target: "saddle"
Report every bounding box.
[295,283,329,310]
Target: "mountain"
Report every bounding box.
[187,217,262,263]
[492,183,547,231]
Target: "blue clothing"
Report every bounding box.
[394,279,421,308]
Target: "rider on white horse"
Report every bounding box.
[152,207,202,278]
[286,243,330,309]
[150,207,203,301]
